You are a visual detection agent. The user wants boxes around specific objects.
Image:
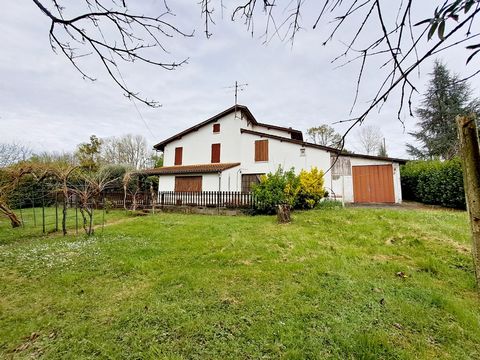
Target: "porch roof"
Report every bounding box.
[143,162,241,175]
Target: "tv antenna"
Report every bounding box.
[224,81,248,105]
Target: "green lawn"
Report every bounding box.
[0,207,129,245]
[0,208,478,359]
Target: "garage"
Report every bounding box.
[352,164,395,203]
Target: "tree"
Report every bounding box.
[307,125,342,148]
[197,0,480,141]
[357,126,383,155]
[407,61,480,160]
[30,1,480,284]
[75,135,102,172]
[101,134,150,170]
[51,164,79,235]
[32,0,190,107]
[377,140,388,157]
[69,169,117,235]
[32,1,480,118]
[151,153,164,168]
[0,143,32,168]
[30,151,77,166]
[0,164,37,228]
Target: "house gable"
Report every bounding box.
[154,105,303,152]
[158,105,304,167]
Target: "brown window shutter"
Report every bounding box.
[175,176,202,192]
[211,143,221,163]
[174,147,183,165]
[254,140,268,161]
[213,123,220,133]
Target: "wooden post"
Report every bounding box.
[456,114,480,287]
[55,193,59,232]
[41,182,45,234]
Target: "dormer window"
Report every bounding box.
[213,123,220,133]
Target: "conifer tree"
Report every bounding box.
[407,61,480,159]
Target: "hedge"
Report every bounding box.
[400,159,465,209]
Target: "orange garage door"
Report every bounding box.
[352,165,395,203]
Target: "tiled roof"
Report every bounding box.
[143,163,241,175]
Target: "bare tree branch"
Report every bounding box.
[32,0,193,107]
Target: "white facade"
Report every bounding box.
[154,106,404,203]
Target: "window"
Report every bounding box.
[174,147,183,165]
[242,174,264,192]
[213,123,220,133]
[254,140,269,162]
[175,176,202,192]
[211,143,221,163]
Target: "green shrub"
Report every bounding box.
[296,167,326,209]
[252,166,327,214]
[400,159,465,209]
[252,167,300,214]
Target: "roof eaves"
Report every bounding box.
[240,128,407,163]
[255,122,302,134]
[153,105,257,151]
[142,162,241,175]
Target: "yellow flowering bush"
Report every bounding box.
[296,167,326,209]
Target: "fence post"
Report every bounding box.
[32,195,36,227]
[75,201,78,236]
[102,193,105,233]
[457,114,480,288]
[55,192,59,232]
[41,182,45,234]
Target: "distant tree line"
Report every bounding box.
[0,134,162,233]
[0,134,163,171]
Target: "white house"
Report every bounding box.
[147,105,406,204]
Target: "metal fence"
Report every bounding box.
[102,191,155,209]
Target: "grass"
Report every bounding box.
[0,207,130,245]
[0,207,479,359]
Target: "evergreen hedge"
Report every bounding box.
[400,159,465,209]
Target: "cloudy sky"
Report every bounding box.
[1,0,479,158]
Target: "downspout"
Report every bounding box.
[218,171,222,192]
[157,175,161,203]
[236,168,242,192]
[218,171,222,212]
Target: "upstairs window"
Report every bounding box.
[254,140,269,162]
[174,147,183,165]
[213,123,220,133]
[211,143,221,163]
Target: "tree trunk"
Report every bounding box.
[0,203,22,228]
[277,204,291,223]
[456,114,480,288]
